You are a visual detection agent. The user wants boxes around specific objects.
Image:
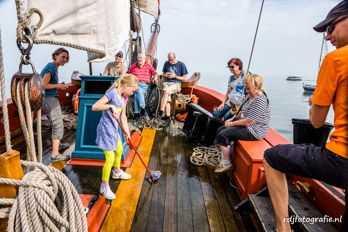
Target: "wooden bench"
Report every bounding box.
[233,128,341,231]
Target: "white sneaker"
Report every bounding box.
[100,185,116,200]
[112,169,132,180]
[214,162,233,173]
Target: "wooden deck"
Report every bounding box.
[4,121,262,231]
[131,130,261,232]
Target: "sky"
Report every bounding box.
[0,0,341,95]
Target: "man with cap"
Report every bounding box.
[263,1,348,231]
[103,51,126,77]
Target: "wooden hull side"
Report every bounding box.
[184,85,345,228]
[0,99,21,140]
[181,86,224,112]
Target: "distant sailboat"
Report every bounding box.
[303,34,327,92]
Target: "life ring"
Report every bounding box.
[72,88,81,114]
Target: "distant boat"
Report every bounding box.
[303,82,316,92]
[286,76,302,81]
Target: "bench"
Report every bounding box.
[233,128,341,231]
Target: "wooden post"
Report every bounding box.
[0,150,23,231]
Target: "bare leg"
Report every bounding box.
[160,91,169,112]
[52,139,60,157]
[220,144,231,161]
[264,159,292,232]
[165,102,171,116]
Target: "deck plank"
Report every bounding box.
[100,128,156,232]
[146,134,167,232]
[198,166,226,232]
[222,174,262,232]
[187,163,210,232]
[177,153,194,231]
[163,136,178,232]
[208,169,239,232]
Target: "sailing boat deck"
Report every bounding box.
[4,121,262,231]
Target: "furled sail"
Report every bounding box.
[16,0,131,60]
[135,0,160,19]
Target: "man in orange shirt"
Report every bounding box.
[263,1,348,232]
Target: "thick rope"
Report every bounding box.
[190,145,221,168]
[0,160,87,232]
[16,83,33,161]
[0,28,12,152]
[37,109,42,162]
[175,92,191,104]
[24,82,36,162]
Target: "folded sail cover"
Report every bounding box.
[16,0,159,60]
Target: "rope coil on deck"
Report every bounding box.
[0,161,87,232]
[190,145,221,167]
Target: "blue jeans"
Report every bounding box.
[212,104,231,120]
[134,82,149,114]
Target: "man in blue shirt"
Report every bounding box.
[159,52,188,121]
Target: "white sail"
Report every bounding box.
[136,0,160,18]
[16,0,130,60]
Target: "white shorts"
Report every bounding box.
[163,82,181,95]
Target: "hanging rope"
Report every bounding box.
[0,160,88,232]
[12,27,43,162]
[190,145,221,167]
[0,28,12,152]
[246,0,265,73]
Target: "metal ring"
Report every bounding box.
[150,22,160,33]
[19,59,38,75]
[16,27,33,56]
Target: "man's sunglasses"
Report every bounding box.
[116,55,123,58]
[326,15,348,35]
[228,65,236,69]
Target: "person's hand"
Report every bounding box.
[169,73,176,79]
[217,103,224,111]
[58,83,68,90]
[224,120,233,128]
[110,105,120,118]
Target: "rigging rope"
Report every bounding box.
[246,0,265,73]
[0,28,12,152]
[0,160,88,232]
[190,145,221,167]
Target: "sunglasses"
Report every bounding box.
[116,55,123,58]
[228,65,237,69]
[326,15,348,35]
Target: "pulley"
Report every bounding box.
[11,27,44,112]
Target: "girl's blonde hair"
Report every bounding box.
[244,74,266,93]
[108,73,138,91]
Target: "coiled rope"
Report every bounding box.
[0,160,87,232]
[190,145,221,167]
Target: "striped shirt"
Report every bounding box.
[127,63,157,83]
[241,93,270,139]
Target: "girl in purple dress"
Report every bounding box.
[92,74,138,200]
